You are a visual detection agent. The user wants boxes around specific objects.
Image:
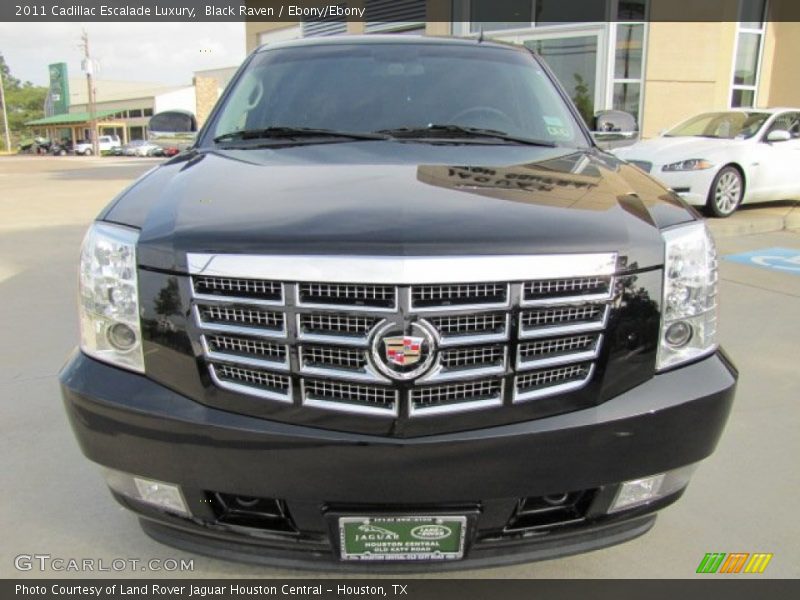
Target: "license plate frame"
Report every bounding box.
[338,515,468,562]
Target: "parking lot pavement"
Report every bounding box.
[1,156,798,579]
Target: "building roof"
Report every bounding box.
[68,78,189,104]
[25,110,120,126]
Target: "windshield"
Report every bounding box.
[665,111,769,139]
[208,42,587,147]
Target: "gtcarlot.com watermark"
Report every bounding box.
[14,554,194,573]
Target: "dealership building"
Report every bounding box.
[243,0,799,137]
[26,76,196,145]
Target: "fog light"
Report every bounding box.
[107,322,137,351]
[609,464,697,513]
[134,477,189,516]
[102,469,189,516]
[665,321,692,347]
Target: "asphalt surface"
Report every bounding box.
[0,156,798,578]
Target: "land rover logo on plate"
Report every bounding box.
[411,524,452,540]
[370,322,436,380]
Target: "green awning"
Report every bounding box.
[25,110,121,126]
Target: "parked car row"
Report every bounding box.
[613,108,800,217]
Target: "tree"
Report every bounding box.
[0,53,47,147]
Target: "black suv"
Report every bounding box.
[60,36,736,570]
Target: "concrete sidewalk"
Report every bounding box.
[706,201,800,238]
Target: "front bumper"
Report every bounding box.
[60,350,736,569]
[652,168,716,206]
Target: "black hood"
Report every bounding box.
[101,141,696,273]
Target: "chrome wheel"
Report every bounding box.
[707,167,743,217]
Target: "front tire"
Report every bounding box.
[84,149,93,156]
[706,166,744,218]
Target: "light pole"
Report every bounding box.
[0,69,11,152]
[80,30,98,156]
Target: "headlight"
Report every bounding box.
[657,222,718,370]
[661,159,714,172]
[79,222,144,372]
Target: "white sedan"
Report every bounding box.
[613,108,800,217]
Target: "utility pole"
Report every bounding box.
[80,30,98,155]
[0,69,10,153]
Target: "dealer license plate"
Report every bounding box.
[339,515,467,561]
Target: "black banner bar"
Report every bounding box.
[4,580,800,600]
[3,0,800,23]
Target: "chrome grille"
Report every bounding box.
[301,345,367,371]
[515,363,593,402]
[210,362,291,402]
[198,304,285,334]
[189,256,616,418]
[518,334,600,369]
[520,304,606,338]
[411,283,507,309]
[440,346,505,370]
[411,380,503,415]
[299,313,378,338]
[193,276,282,302]
[429,313,508,342]
[303,379,398,415]
[205,334,287,367]
[524,276,610,302]
[298,282,396,309]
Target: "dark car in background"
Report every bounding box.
[60,36,736,570]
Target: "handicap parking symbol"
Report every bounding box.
[724,247,800,275]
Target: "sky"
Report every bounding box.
[0,22,246,86]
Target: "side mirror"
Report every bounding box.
[766,129,791,142]
[148,110,198,151]
[591,110,639,149]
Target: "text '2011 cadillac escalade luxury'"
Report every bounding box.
[60,36,737,570]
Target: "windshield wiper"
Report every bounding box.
[375,124,557,147]
[213,127,391,144]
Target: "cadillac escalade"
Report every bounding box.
[59,36,737,570]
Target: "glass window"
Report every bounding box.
[766,112,800,138]
[143,108,154,117]
[733,32,761,86]
[613,82,640,121]
[614,23,643,79]
[129,109,143,118]
[525,36,598,126]
[665,111,769,139]
[210,43,588,147]
[731,89,755,108]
